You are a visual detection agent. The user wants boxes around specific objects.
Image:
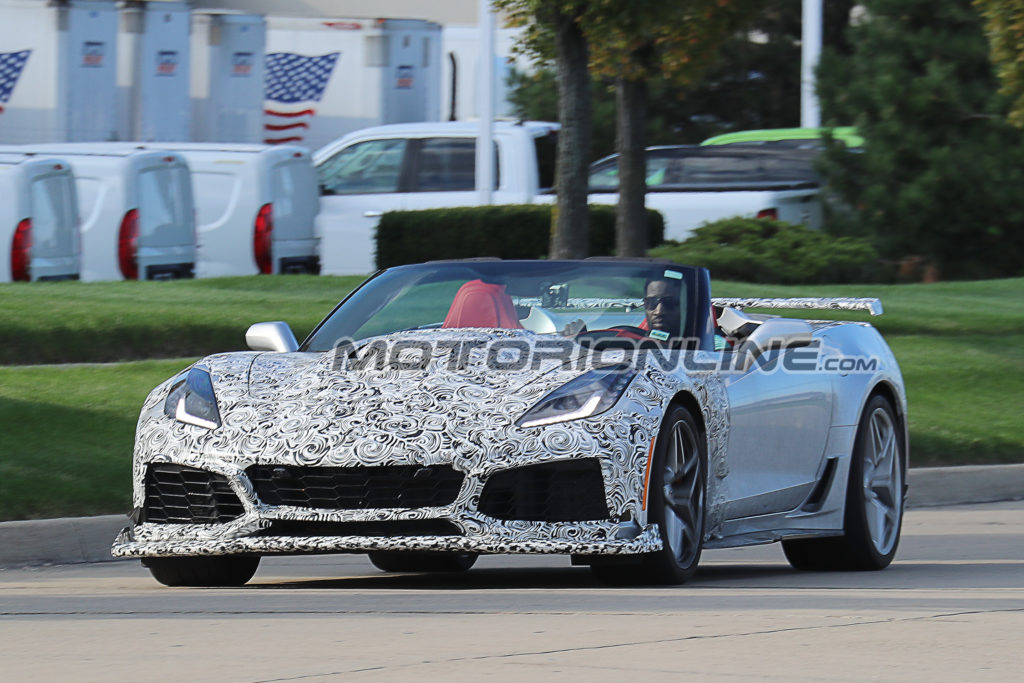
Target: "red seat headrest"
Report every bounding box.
[442,279,524,329]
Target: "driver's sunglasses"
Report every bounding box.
[644,296,680,310]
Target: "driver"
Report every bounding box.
[643,278,682,339]
[560,277,683,344]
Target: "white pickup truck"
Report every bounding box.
[313,127,822,275]
[587,144,823,242]
[313,121,559,275]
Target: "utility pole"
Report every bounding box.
[476,0,495,204]
[801,0,823,128]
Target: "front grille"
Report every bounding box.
[143,463,245,524]
[257,519,463,537]
[478,458,610,522]
[246,464,464,510]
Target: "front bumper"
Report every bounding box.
[111,453,664,560]
[111,522,662,558]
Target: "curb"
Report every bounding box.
[0,514,126,569]
[2,464,1023,570]
[906,463,1024,508]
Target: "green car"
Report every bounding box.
[701,127,863,148]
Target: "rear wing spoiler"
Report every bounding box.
[711,297,883,316]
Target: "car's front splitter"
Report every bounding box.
[110,524,663,558]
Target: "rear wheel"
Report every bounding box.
[783,395,904,571]
[368,551,478,573]
[592,405,706,585]
[143,555,260,587]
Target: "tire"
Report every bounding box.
[592,405,707,585]
[782,394,904,571]
[142,555,260,587]
[368,551,478,573]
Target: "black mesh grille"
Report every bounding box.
[478,459,610,522]
[246,464,464,510]
[257,519,463,537]
[143,463,245,524]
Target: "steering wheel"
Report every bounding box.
[574,325,651,345]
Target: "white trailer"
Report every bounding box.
[116,0,192,141]
[190,11,266,143]
[0,0,119,143]
[5,144,197,281]
[439,25,525,122]
[72,141,320,277]
[262,16,442,151]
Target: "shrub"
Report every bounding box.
[648,217,884,284]
[375,204,664,269]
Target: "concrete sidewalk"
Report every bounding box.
[2,464,1022,570]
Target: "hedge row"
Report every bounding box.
[649,217,884,284]
[375,204,664,268]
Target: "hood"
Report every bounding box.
[197,330,593,468]
[246,329,586,401]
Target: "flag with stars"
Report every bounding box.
[263,52,339,144]
[0,50,31,114]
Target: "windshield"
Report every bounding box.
[589,146,820,191]
[304,261,701,351]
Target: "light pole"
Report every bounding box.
[476,0,495,204]
[801,0,823,128]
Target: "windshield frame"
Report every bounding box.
[300,259,712,352]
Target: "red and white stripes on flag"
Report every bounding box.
[263,52,339,145]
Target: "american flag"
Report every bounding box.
[263,52,339,144]
[0,50,31,114]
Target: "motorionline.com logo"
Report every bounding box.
[330,338,880,375]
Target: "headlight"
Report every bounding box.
[163,366,221,430]
[517,364,636,428]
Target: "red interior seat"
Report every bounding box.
[442,279,524,329]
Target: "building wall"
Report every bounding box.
[188,0,479,25]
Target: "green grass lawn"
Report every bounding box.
[0,359,195,520]
[0,275,364,365]
[0,275,1020,520]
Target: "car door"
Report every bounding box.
[400,136,507,210]
[316,137,411,275]
[316,136,506,275]
[720,346,834,519]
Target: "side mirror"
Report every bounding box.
[246,322,298,353]
[735,319,813,371]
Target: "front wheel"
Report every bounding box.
[142,555,260,587]
[368,551,478,573]
[783,394,904,571]
[592,405,706,585]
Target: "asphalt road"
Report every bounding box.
[1,501,1022,681]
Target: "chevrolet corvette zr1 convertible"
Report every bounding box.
[112,259,908,586]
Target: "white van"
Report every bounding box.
[2,146,196,281]
[0,153,80,282]
[81,143,320,277]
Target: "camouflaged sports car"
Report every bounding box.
[112,259,907,586]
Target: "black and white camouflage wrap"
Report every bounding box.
[712,297,884,316]
[112,329,732,559]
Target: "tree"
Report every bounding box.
[496,0,593,258]
[508,0,858,161]
[976,0,1024,127]
[817,0,1024,278]
[583,1,753,256]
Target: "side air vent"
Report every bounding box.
[801,457,839,513]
